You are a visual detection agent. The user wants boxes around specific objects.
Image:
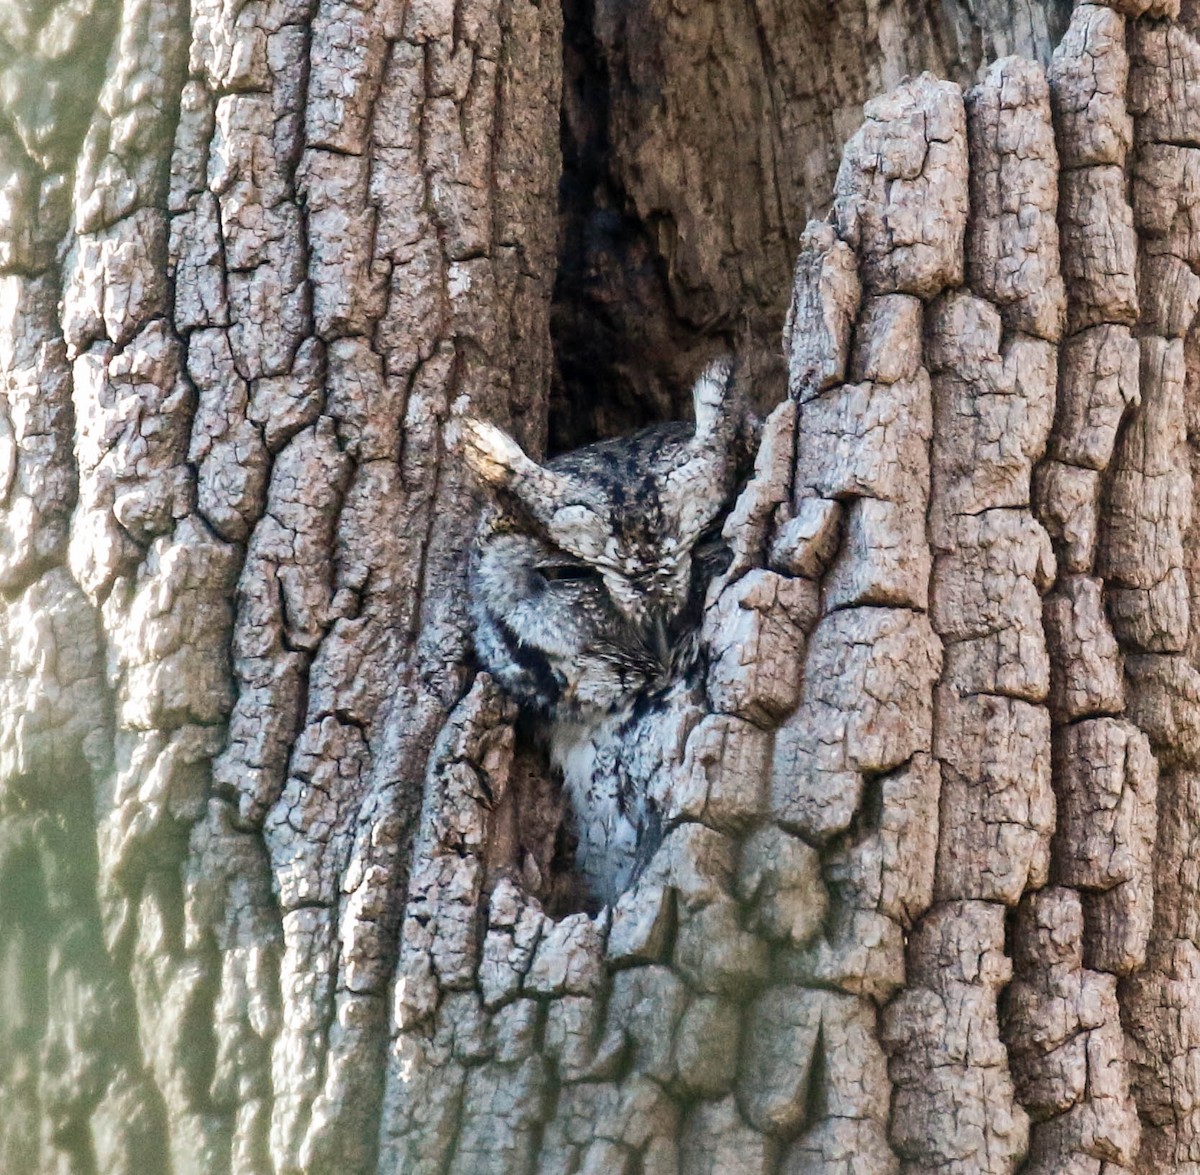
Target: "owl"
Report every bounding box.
[456,358,742,906]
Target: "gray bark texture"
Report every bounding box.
[9,0,1200,1173]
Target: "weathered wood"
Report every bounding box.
[16,1,1200,1174]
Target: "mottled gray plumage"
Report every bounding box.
[457,358,741,905]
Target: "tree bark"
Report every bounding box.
[11,0,1200,1174]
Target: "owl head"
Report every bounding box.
[456,357,740,642]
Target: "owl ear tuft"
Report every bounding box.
[690,355,736,443]
[454,415,581,530]
[454,416,538,488]
[667,356,739,543]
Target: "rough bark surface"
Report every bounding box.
[8,1,1200,1174]
[551,0,1075,447]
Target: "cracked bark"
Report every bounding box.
[12,1,1200,1174]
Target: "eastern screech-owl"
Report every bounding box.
[457,358,741,906]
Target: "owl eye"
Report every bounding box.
[551,504,601,529]
[539,562,601,584]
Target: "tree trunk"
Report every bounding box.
[8,0,1200,1173]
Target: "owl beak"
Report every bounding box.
[647,614,671,665]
